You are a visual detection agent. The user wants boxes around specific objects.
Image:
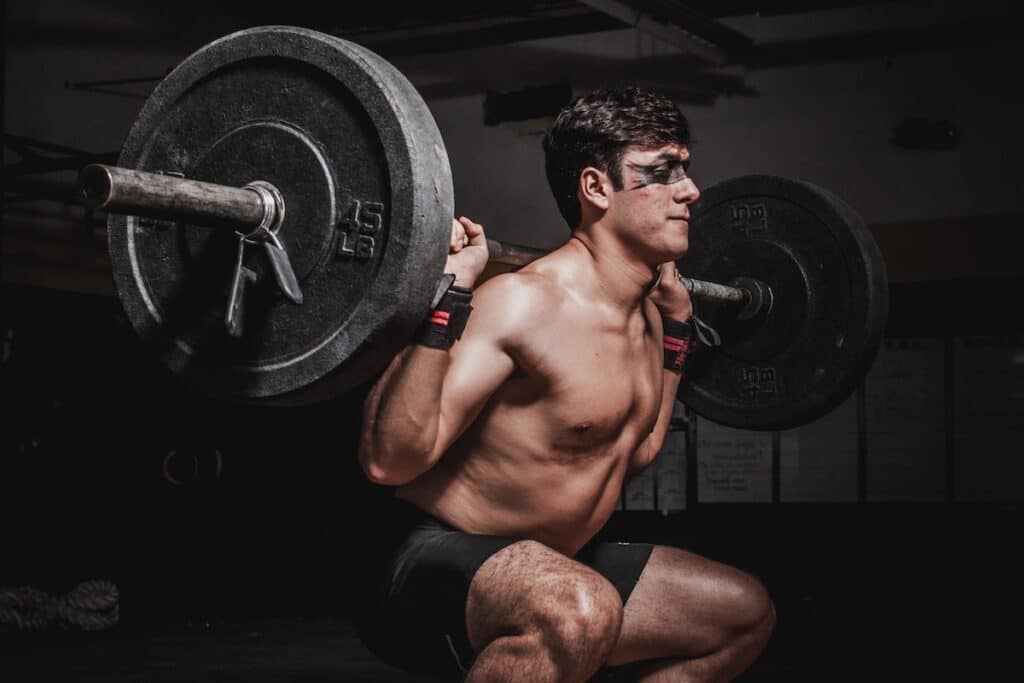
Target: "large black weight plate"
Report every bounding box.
[108,26,453,401]
[678,175,888,430]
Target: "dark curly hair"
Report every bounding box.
[542,86,691,229]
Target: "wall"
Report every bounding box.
[414,5,1024,246]
[6,2,1023,247]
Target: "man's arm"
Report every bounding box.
[629,261,693,476]
[358,269,541,486]
[629,368,683,476]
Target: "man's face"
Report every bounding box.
[608,143,699,261]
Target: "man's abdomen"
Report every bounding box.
[398,446,627,555]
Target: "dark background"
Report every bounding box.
[4,1,1024,680]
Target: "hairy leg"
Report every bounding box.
[607,546,775,682]
[464,540,624,683]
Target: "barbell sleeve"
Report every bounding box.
[79,164,268,228]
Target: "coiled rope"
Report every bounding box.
[0,580,119,631]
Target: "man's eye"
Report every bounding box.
[628,161,688,187]
[652,166,686,183]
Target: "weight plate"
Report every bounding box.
[678,175,888,430]
[108,26,453,401]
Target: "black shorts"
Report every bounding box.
[353,498,653,680]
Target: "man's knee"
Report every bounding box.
[504,542,623,669]
[721,571,775,647]
[670,567,774,652]
[469,540,623,672]
[533,571,624,664]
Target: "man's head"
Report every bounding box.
[543,86,692,230]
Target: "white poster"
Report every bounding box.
[864,338,946,501]
[953,336,1024,501]
[655,430,687,513]
[696,419,772,502]
[780,395,859,502]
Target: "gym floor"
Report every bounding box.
[3,618,436,683]
[4,503,1020,681]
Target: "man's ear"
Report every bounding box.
[579,166,611,212]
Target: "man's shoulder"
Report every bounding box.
[471,270,565,332]
[478,267,562,294]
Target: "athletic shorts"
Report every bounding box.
[352,497,654,680]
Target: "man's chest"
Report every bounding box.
[514,322,663,446]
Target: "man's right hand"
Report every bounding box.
[445,217,489,288]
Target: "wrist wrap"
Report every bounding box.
[416,283,473,350]
[662,316,694,373]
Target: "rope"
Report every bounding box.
[0,580,119,631]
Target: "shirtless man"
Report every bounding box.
[355,87,775,682]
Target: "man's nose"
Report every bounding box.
[676,177,700,203]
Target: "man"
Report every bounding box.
[355,87,775,682]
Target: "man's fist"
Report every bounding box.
[648,261,692,321]
[445,217,489,288]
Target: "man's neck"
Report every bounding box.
[565,229,655,315]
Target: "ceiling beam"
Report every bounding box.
[579,0,752,64]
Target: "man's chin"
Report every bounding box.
[649,246,687,270]
[668,239,688,261]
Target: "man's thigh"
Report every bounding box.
[464,539,655,651]
[606,545,774,667]
[466,539,630,651]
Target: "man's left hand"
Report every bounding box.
[648,261,692,321]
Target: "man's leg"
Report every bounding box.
[465,540,625,683]
[607,545,775,682]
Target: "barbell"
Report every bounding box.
[79,25,888,430]
[79,163,757,310]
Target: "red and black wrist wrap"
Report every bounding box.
[416,283,474,350]
[662,316,695,373]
